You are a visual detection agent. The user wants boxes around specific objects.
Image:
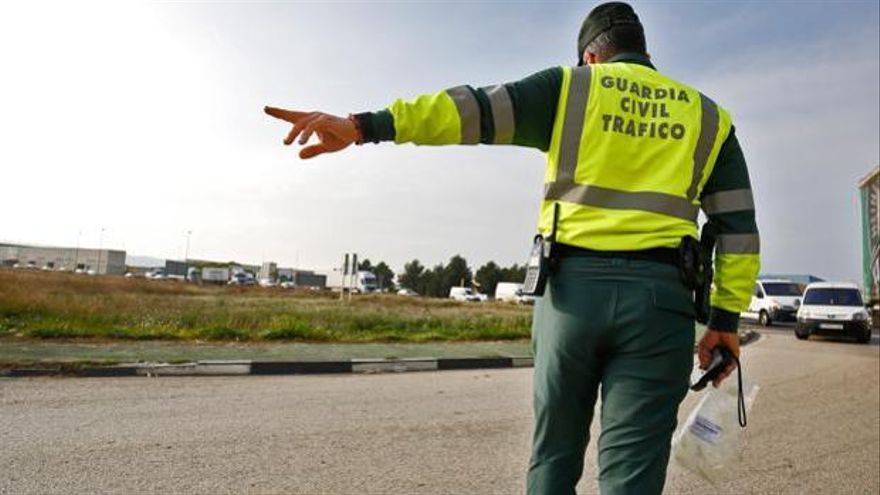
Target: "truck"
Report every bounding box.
[858,166,879,329]
[201,267,230,284]
[323,270,378,293]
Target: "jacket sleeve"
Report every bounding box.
[353,67,563,152]
[699,128,761,332]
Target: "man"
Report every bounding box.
[265,2,759,493]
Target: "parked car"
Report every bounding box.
[397,288,418,296]
[741,279,803,326]
[228,272,256,286]
[258,278,278,288]
[796,282,872,343]
[280,281,296,289]
[449,287,480,302]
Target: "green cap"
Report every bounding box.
[577,2,643,64]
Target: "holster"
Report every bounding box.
[679,222,718,325]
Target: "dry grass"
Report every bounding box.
[0,269,532,342]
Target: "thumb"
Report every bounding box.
[300,144,328,159]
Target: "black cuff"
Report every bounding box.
[708,307,740,333]
[353,110,395,144]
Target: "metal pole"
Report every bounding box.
[185,230,192,261]
[74,230,81,271]
[97,228,105,274]
[350,253,357,302]
[341,254,348,301]
[184,230,192,280]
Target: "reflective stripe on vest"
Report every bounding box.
[446,86,480,144]
[702,189,755,214]
[543,65,723,223]
[482,85,515,145]
[717,233,760,254]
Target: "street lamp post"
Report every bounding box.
[97,228,105,274]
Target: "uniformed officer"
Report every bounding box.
[265,2,759,493]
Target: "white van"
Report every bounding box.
[495,282,523,302]
[495,282,536,305]
[796,282,871,343]
[741,279,803,326]
[449,287,480,302]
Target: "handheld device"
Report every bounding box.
[521,203,560,297]
[522,235,548,296]
[690,347,735,392]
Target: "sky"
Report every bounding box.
[0,1,878,283]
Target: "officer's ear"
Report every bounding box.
[583,51,600,65]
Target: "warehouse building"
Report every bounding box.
[0,243,126,275]
[277,267,327,289]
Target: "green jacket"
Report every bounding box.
[354,55,759,332]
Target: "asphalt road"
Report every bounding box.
[1,327,877,494]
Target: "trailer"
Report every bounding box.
[201,267,230,284]
[323,270,377,293]
[859,166,879,329]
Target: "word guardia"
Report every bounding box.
[598,75,690,140]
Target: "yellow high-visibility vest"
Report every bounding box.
[539,63,732,251]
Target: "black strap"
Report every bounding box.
[733,354,747,428]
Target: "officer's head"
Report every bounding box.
[578,2,647,66]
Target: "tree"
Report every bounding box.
[475,261,504,296]
[501,263,527,283]
[442,255,471,295]
[423,263,445,297]
[373,261,396,292]
[358,258,373,272]
[398,259,425,293]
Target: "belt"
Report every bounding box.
[553,243,680,267]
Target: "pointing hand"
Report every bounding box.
[264,107,362,159]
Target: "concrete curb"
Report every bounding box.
[0,332,756,379]
[0,356,528,379]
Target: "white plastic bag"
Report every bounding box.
[672,377,759,484]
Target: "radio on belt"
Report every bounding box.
[521,203,560,297]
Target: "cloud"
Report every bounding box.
[695,25,879,281]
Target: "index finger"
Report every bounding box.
[264,106,309,123]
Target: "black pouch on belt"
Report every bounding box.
[679,222,718,325]
[521,203,560,297]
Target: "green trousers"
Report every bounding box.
[527,256,695,495]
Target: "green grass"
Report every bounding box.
[0,269,532,343]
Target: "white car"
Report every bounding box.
[449,287,480,302]
[228,273,256,286]
[796,282,871,343]
[741,279,803,326]
[397,288,418,296]
[258,278,278,288]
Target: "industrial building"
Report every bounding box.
[277,267,327,289]
[0,242,126,275]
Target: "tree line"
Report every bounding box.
[396,255,526,298]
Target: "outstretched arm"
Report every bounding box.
[265,67,563,159]
[263,108,363,159]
